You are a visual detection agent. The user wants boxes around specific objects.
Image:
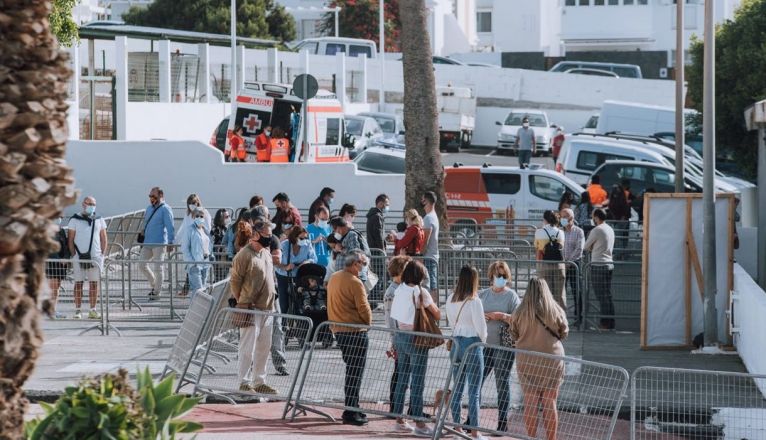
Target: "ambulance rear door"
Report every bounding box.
[303,93,348,163]
[229,94,275,161]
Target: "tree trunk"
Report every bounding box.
[0,1,76,437]
[398,0,448,225]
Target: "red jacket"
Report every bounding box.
[394,225,425,256]
[552,133,565,158]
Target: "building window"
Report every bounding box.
[579,0,590,5]
[608,0,619,5]
[595,0,605,5]
[477,10,492,33]
[624,0,634,4]
[565,0,575,6]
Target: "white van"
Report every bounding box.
[556,137,670,185]
[437,85,476,152]
[292,37,377,59]
[596,100,699,139]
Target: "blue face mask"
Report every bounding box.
[560,218,569,227]
[328,198,334,205]
[85,205,96,216]
[194,217,205,227]
[383,206,390,213]
[317,219,328,228]
[299,239,311,247]
[493,277,507,288]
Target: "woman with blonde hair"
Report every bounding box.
[510,277,569,440]
[389,209,425,256]
[446,265,487,439]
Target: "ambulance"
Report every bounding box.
[225,81,351,163]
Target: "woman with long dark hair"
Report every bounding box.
[275,226,316,315]
[607,184,631,257]
[211,208,231,281]
[574,191,594,235]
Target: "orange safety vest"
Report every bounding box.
[270,138,290,163]
[230,135,246,161]
[256,133,271,162]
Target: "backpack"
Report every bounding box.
[542,228,563,261]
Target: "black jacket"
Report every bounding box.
[365,207,386,251]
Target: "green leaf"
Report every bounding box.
[175,396,201,416]
[153,374,175,400]
[156,395,184,421]
[142,387,156,415]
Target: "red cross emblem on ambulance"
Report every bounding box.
[244,114,262,133]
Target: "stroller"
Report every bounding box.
[288,263,333,348]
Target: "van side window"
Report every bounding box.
[326,118,340,145]
[325,44,346,56]
[482,173,520,195]
[349,45,372,58]
[529,175,567,202]
[612,66,639,78]
[298,42,318,54]
[576,151,631,171]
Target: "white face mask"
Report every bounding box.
[523,123,530,128]
[265,130,271,136]
[333,232,343,241]
[317,219,328,228]
[188,204,196,211]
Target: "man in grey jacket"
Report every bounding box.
[365,194,389,252]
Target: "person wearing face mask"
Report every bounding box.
[514,116,536,169]
[181,207,213,299]
[389,209,424,256]
[339,203,357,229]
[474,261,521,434]
[67,196,108,320]
[308,187,335,225]
[229,125,247,163]
[230,221,279,395]
[560,208,585,327]
[275,226,317,317]
[139,187,175,301]
[255,125,272,163]
[211,209,231,282]
[307,206,332,267]
[366,194,389,252]
[329,216,371,287]
[271,192,302,238]
[176,194,211,296]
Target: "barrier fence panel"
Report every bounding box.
[192,307,314,411]
[583,261,642,332]
[103,259,232,333]
[44,258,106,334]
[631,367,766,440]
[291,323,455,428]
[162,291,214,392]
[434,343,630,440]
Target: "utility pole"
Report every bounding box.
[674,0,685,193]
[379,0,385,110]
[230,0,237,122]
[702,0,718,347]
[744,101,766,289]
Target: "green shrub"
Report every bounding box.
[25,368,202,440]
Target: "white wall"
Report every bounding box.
[733,265,766,391]
[65,140,406,216]
[737,227,758,280]
[125,102,229,143]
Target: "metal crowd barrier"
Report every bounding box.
[631,367,766,440]
[433,343,630,440]
[290,322,455,425]
[43,257,107,334]
[191,307,314,412]
[583,261,642,332]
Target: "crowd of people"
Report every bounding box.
[45,183,618,438]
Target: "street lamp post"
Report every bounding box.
[674,0,685,193]
[335,7,340,37]
[230,0,237,122]
[379,0,385,110]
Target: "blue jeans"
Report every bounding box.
[518,149,532,168]
[188,264,209,296]
[391,332,429,418]
[450,336,484,426]
[424,257,438,293]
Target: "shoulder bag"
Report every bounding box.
[73,215,97,269]
[445,298,470,351]
[536,314,563,341]
[137,203,164,244]
[412,287,444,350]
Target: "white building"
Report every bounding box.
[475,0,742,60]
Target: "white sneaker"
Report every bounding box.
[414,426,435,437]
[88,309,99,319]
[73,310,82,319]
[394,422,415,433]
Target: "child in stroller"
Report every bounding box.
[298,273,326,311]
[292,263,333,348]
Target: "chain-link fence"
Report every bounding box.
[434,343,630,440]
[631,367,766,439]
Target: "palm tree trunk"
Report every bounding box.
[0,1,76,437]
[398,0,448,224]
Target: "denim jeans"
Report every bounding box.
[188,264,209,295]
[450,336,484,426]
[424,257,439,293]
[336,331,369,414]
[391,332,429,418]
[518,149,532,168]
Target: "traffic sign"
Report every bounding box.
[293,74,319,100]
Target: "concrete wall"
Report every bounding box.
[125,102,229,143]
[734,265,766,389]
[64,140,406,216]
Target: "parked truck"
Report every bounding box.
[437,85,476,153]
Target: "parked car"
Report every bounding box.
[437,85,475,152]
[550,61,642,79]
[353,145,405,174]
[291,37,377,58]
[592,160,702,195]
[564,68,619,78]
[432,56,465,65]
[210,116,229,153]
[495,109,555,156]
[466,62,501,68]
[445,164,583,223]
[581,113,599,134]
[345,115,384,159]
[358,111,406,143]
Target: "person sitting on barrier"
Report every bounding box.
[535,210,567,312]
[211,209,230,282]
[446,265,487,440]
[389,209,425,257]
[383,255,412,412]
[230,220,279,395]
[390,260,441,437]
[275,226,317,316]
[510,277,568,440]
[326,249,372,426]
[472,261,521,434]
[68,196,108,320]
[181,207,213,299]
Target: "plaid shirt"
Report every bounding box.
[563,224,585,262]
